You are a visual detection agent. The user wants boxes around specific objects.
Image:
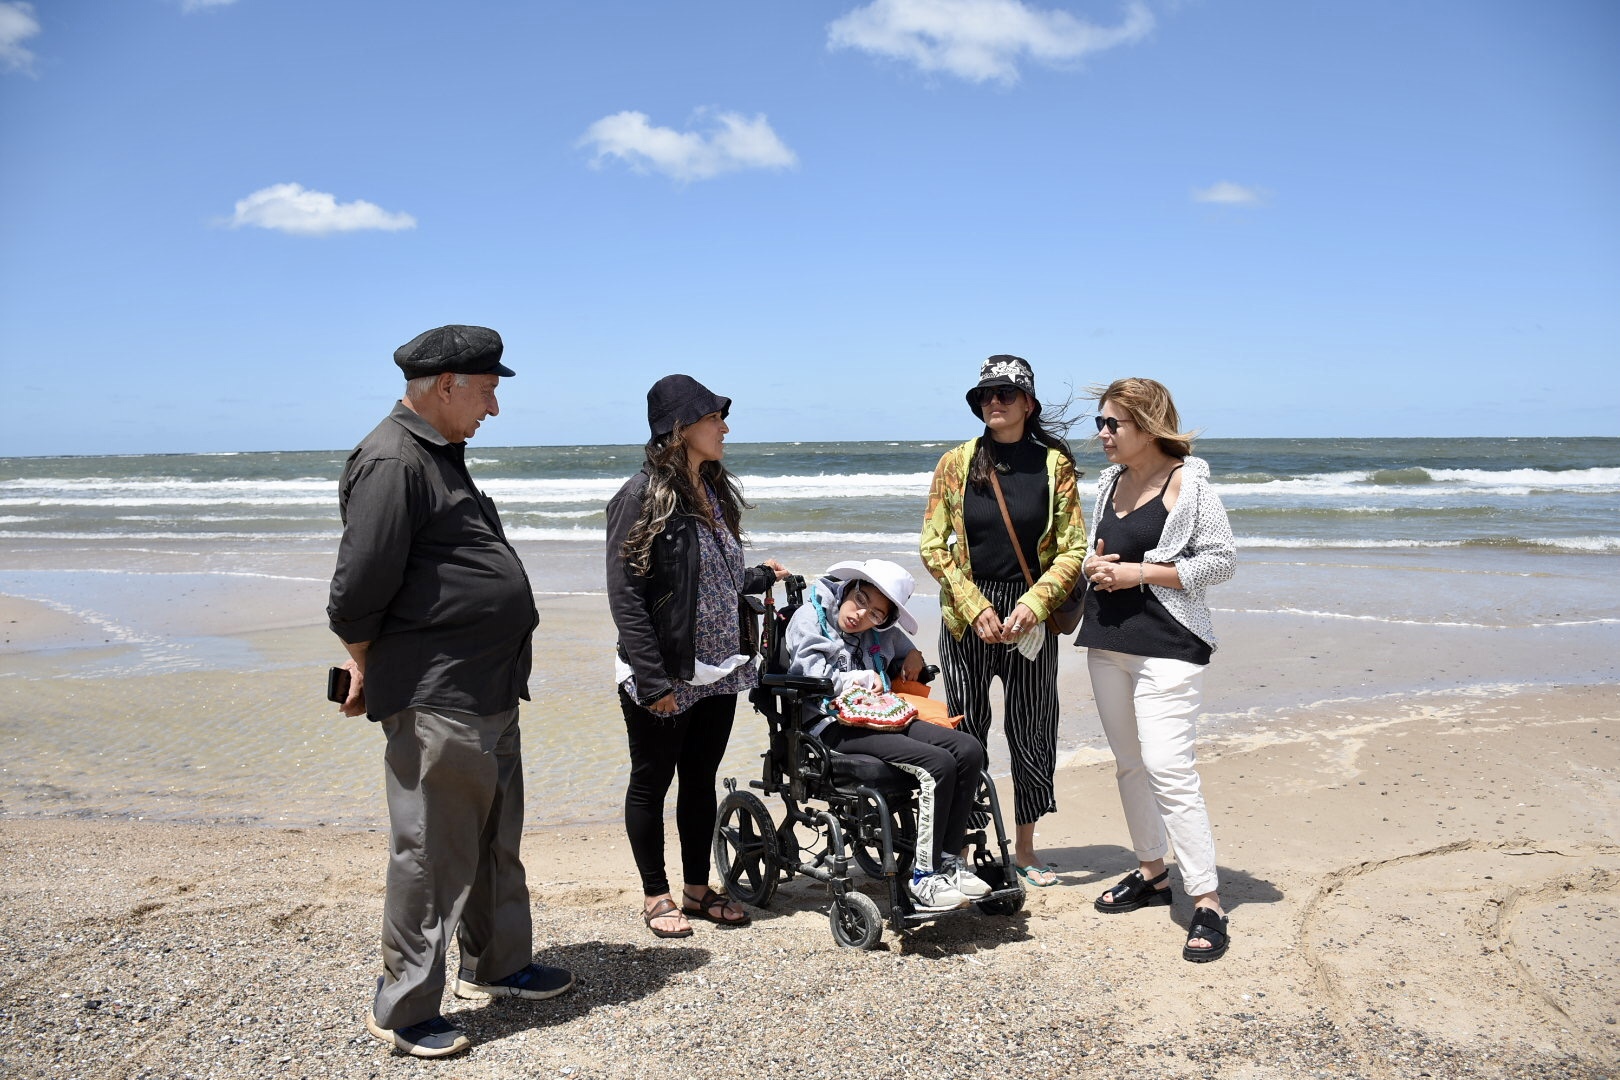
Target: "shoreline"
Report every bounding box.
[3,680,1615,1078]
[3,543,1619,829]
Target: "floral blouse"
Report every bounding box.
[621,485,759,715]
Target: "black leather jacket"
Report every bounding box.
[605,469,775,706]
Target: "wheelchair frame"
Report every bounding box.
[713,576,1026,949]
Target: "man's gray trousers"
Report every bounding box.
[372,705,532,1029]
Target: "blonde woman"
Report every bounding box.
[1079,377,1236,961]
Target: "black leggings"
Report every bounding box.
[620,689,737,897]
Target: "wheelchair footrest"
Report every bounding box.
[897,883,1023,924]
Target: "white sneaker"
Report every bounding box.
[909,869,969,911]
[941,855,992,899]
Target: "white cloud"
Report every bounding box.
[828,0,1153,84]
[0,1,41,76]
[226,183,417,236]
[579,109,798,182]
[1192,181,1268,206]
[180,0,238,11]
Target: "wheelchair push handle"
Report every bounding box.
[783,574,807,607]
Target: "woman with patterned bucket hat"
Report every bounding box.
[919,355,1087,887]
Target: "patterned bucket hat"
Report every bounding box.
[966,354,1038,418]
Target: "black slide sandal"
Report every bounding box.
[1182,906,1230,962]
[1094,868,1173,914]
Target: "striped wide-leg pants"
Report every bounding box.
[938,577,1060,826]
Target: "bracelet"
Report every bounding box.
[1137,564,1146,592]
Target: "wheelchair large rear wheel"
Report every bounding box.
[828,891,883,949]
[714,790,779,907]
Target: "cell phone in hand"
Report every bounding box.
[326,665,352,704]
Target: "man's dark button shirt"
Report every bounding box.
[328,403,538,721]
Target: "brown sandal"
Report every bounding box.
[643,897,693,939]
[682,887,751,927]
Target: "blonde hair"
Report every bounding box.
[1087,377,1196,458]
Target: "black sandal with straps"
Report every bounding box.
[1094,868,1173,914]
[1182,905,1230,962]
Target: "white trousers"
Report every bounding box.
[1086,648,1219,897]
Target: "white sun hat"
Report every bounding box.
[822,559,919,634]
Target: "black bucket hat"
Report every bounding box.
[966,354,1038,418]
[647,374,731,438]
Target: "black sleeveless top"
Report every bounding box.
[1076,466,1212,666]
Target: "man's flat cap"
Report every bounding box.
[394,325,515,379]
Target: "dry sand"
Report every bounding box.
[2,681,1615,1079]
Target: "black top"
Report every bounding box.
[963,436,1048,583]
[1076,466,1211,666]
[328,403,539,720]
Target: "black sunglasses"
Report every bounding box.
[1094,415,1129,434]
[977,386,1023,407]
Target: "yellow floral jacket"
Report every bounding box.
[920,439,1088,640]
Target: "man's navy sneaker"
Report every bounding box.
[454,961,575,1001]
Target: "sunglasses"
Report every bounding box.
[1093,415,1130,434]
[977,386,1024,407]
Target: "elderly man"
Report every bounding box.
[329,325,571,1059]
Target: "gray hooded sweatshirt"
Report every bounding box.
[784,577,916,696]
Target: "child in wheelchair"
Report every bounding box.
[782,559,994,912]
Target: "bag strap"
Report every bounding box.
[991,470,1065,636]
[988,470,1038,590]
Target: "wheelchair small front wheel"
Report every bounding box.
[714,790,779,907]
[828,891,883,949]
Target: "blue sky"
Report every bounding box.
[1,0,1616,455]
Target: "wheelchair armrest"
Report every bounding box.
[885,659,939,685]
[760,673,835,696]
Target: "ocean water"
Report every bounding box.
[3,437,1617,555]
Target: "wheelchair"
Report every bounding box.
[713,576,1026,949]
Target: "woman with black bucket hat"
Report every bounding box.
[606,374,790,939]
[920,355,1087,887]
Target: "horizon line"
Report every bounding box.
[4,433,1620,461]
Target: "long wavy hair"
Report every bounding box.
[967,387,1080,489]
[619,419,751,576]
